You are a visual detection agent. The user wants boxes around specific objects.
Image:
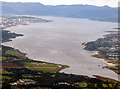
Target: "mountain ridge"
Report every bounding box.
[1,2,118,22]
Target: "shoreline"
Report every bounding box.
[83,30,119,75]
[2,15,118,81]
[2,32,70,73]
[91,53,119,74]
[2,16,70,73]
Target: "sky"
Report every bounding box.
[1,0,119,7]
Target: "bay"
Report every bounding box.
[3,16,118,80]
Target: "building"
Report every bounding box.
[107,53,119,60]
[11,79,37,85]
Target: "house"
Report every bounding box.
[107,53,119,60]
[108,47,118,52]
[11,79,37,85]
[54,82,70,86]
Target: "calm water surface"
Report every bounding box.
[3,16,118,80]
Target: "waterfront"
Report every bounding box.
[3,16,118,80]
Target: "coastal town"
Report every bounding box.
[1,15,52,42]
[0,15,51,29]
[84,30,120,74]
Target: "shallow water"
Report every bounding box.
[3,16,118,80]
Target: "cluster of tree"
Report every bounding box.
[2,68,120,89]
[2,30,23,42]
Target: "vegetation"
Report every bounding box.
[2,30,23,42]
[84,31,120,74]
[2,45,120,89]
[5,50,22,57]
[1,16,120,89]
[2,45,68,73]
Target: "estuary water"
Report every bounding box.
[3,16,118,80]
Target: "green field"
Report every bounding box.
[23,62,64,72]
[5,50,22,57]
[2,70,13,75]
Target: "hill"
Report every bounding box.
[2,2,118,22]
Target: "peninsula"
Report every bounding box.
[1,15,120,89]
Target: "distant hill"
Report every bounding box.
[2,2,118,22]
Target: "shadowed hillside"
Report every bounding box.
[1,2,118,22]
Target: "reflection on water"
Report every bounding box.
[3,16,118,80]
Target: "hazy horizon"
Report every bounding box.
[0,0,119,7]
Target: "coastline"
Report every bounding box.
[2,17,70,73]
[82,43,118,73]
[2,15,120,89]
[2,16,119,81]
[91,53,119,74]
[84,30,119,75]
